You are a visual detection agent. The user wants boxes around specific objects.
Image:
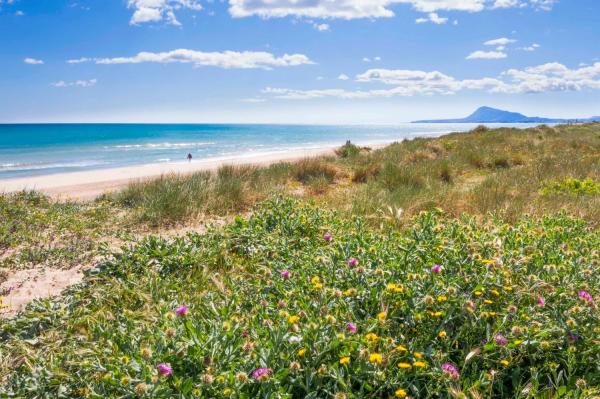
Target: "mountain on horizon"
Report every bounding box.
[413,106,600,123]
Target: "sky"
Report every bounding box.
[0,0,599,123]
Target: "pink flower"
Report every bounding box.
[536,296,545,307]
[280,270,291,279]
[251,367,272,381]
[175,305,189,317]
[323,233,333,242]
[578,290,594,305]
[431,264,442,273]
[157,363,172,377]
[494,333,508,346]
[347,258,358,267]
[346,322,357,333]
[441,362,459,379]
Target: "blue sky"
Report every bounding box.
[0,0,599,123]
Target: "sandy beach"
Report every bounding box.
[0,147,340,201]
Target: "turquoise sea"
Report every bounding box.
[0,123,537,179]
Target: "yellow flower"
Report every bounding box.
[513,339,522,345]
[395,388,408,398]
[397,362,411,369]
[288,315,300,324]
[474,290,483,296]
[503,286,513,292]
[413,352,423,359]
[413,361,427,368]
[377,312,387,322]
[437,295,448,302]
[491,289,500,296]
[365,333,379,343]
[297,348,307,356]
[368,353,383,364]
[500,359,510,367]
[313,283,323,290]
[339,356,350,365]
[566,319,577,327]
[481,259,495,264]
[438,330,447,338]
[483,299,493,305]
[387,283,404,293]
[395,344,408,353]
[311,276,320,284]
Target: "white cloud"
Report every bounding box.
[15,10,24,16]
[374,56,382,61]
[518,43,540,51]
[67,57,92,64]
[128,0,202,25]
[466,50,507,59]
[338,73,350,80]
[492,0,523,8]
[51,79,98,88]
[262,62,600,100]
[484,37,517,46]
[313,23,330,31]
[415,12,448,24]
[363,57,371,62]
[92,49,313,69]
[24,57,44,65]
[229,0,485,19]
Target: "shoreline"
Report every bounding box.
[0,146,348,201]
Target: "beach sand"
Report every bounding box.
[0,147,340,201]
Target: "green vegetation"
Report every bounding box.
[1,124,599,398]
[1,198,599,397]
[540,178,600,196]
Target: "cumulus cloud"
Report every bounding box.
[51,79,98,88]
[227,0,555,19]
[128,0,202,25]
[261,62,600,100]
[338,73,350,80]
[518,43,540,51]
[67,57,92,64]
[24,57,44,65]
[415,12,448,24]
[81,49,313,69]
[466,50,507,59]
[313,23,330,31]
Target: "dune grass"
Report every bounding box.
[109,123,600,228]
[1,198,598,397]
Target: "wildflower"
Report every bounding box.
[395,344,408,352]
[121,376,130,385]
[280,270,291,279]
[313,282,323,290]
[175,305,189,317]
[134,383,148,395]
[289,361,301,371]
[431,264,442,273]
[288,315,300,324]
[324,233,333,242]
[157,363,172,377]
[413,361,427,368]
[578,290,594,305]
[441,362,460,379]
[223,321,231,331]
[326,315,336,323]
[437,295,448,302]
[536,296,545,307]
[438,330,447,338]
[334,393,347,399]
[511,326,523,335]
[377,312,387,322]
[297,348,307,356]
[500,359,510,367]
[424,295,434,305]
[395,388,408,398]
[398,362,411,369]
[513,339,523,346]
[368,353,383,364]
[223,388,233,396]
[201,374,214,385]
[540,341,550,349]
[140,347,153,359]
[474,291,483,296]
[347,258,358,267]
[346,322,357,333]
[339,356,350,365]
[491,289,500,296]
[507,305,518,313]
[310,276,320,284]
[318,364,327,375]
[494,334,508,346]
[447,286,457,295]
[235,371,248,383]
[365,332,379,343]
[483,299,493,305]
[566,319,577,327]
[165,327,176,338]
[413,352,423,359]
[251,367,272,382]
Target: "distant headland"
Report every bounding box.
[413,106,600,123]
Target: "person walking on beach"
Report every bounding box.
[187,153,192,162]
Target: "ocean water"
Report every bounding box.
[0,123,536,179]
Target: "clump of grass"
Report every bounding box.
[540,177,600,196]
[292,158,341,184]
[335,140,362,158]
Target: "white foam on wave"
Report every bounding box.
[106,142,216,150]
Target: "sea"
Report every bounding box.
[0,123,537,180]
